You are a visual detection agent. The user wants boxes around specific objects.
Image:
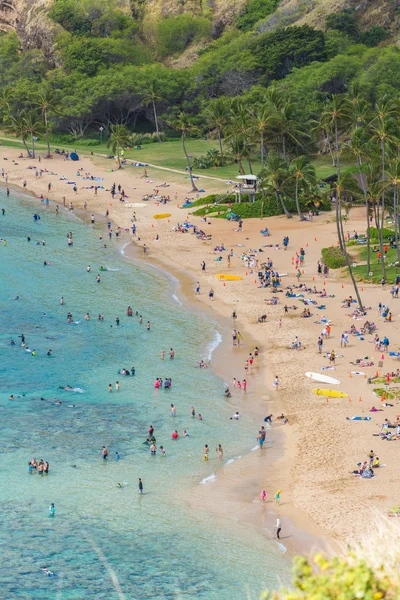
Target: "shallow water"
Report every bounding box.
[0,189,290,599]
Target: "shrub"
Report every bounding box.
[237,0,279,32]
[157,15,212,57]
[369,227,394,243]
[321,246,347,269]
[359,26,389,47]
[326,9,359,39]
[261,553,393,600]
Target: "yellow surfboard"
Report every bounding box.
[216,274,243,281]
[312,388,348,398]
[153,213,171,219]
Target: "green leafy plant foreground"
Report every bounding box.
[261,553,395,600]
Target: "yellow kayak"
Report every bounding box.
[216,274,243,281]
[312,388,348,398]
[153,213,171,219]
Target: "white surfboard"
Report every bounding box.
[305,372,340,385]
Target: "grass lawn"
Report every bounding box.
[348,243,400,284]
[0,132,346,182]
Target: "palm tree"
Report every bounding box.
[369,113,396,230]
[364,163,387,280]
[225,134,247,175]
[168,111,199,192]
[203,98,229,156]
[141,82,163,143]
[333,174,364,310]
[270,100,308,164]
[0,87,14,124]
[35,88,59,158]
[6,111,32,157]
[259,153,292,218]
[248,104,273,168]
[107,124,131,169]
[344,128,372,273]
[289,156,316,221]
[384,159,400,265]
[321,95,351,249]
[23,110,44,158]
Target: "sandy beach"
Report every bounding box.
[2,146,400,552]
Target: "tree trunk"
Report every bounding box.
[152,99,162,143]
[334,120,344,251]
[394,187,400,265]
[282,136,287,164]
[247,159,253,174]
[277,189,292,218]
[326,133,335,167]
[31,133,35,158]
[182,133,198,192]
[44,109,51,157]
[237,159,244,175]
[260,131,264,168]
[218,130,223,155]
[22,137,32,157]
[338,196,364,310]
[117,148,121,169]
[356,157,370,273]
[381,139,385,229]
[373,203,386,280]
[295,179,305,220]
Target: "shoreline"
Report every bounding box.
[3,147,399,553]
[1,172,326,556]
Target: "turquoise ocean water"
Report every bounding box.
[0,189,289,599]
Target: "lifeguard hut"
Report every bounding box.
[232,174,258,203]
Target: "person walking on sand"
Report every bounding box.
[273,376,280,391]
[317,336,323,354]
[261,490,267,502]
[275,490,281,505]
[275,517,281,539]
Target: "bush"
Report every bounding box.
[157,15,212,57]
[369,227,394,242]
[321,246,347,269]
[326,9,359,39]
[359,26,389,47]
[261,553,393,600]
[192,149,224,169]
[237,0,279,32]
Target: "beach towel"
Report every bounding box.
[346,417,372,421]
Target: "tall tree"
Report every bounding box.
[260,153,292,218]
[107,124,131,169]
[203,97,230,156]
[334,175,364,310]
[289,156,316,221]
[345,128,372,273]
[321,95,350,250]
[23,110,44,159]
[248,104,273,168]
[169,111,199,192]
[6,111,32,157]
[270,100,308,164]
[141,82,163,143]
[384,159,400,265]
[35,88,60,158]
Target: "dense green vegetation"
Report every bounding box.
[321,246,347,269]
[262,552,397,599]
[1,0,400,300]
